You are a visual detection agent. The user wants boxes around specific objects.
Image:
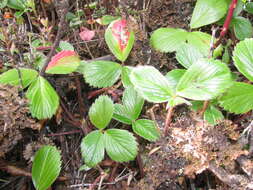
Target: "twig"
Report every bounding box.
[0,161,68,181]
[47,130,82,136]
[39,0,69,76]
[212,0,238,50]
[164,106,174,135]
[208,162,246,188]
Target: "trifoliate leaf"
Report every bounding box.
[176,43,204,68]
[132,119,160,141]
[32,146,61,190]
[204,105,224,125]
[130,66,173,103]
[233,38,253,82]
[83,61,122,88]
[165,69,186,90]
[113,87,144,123]
[219,82,253,114]
[89,95,114,129]
[0,68,38,88]
[231,17,253,40]
[190,0,228,29]
[46,51,80,74]
[105,19,135,62]
[176,58,232,100]
[104,129,138,162]
[26,76,59,119]
[150,28,188,52]
[81,130,105,167]
[121,66,133,88]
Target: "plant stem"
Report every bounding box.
[164,106,174,135]
[212,0,238,50]
[39,1,69,76]
[199,100,209,117]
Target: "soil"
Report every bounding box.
[1,0,253,190]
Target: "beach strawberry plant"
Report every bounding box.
[81,95,138,167]
[0,50,81,119]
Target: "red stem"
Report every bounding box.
[213,0,238,49]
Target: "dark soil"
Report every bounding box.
[1,0,253,190]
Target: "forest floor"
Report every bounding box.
[1,0,253,190]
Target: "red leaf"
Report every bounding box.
[111,19,130,51]
[46,51,77,70]
[79,28,95,41]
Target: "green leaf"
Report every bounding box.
[105,19,134,62]
[245,2,253,14]
[176,43,204,68]
[231,17,253,40]
[204,105,224,125]
[81,130,105,167]
[46,51,80,74]
[167,96,191,107]
[132,119,160,141]
[176,58,232,100]
[233,38,253,82]
[26,76,59,119]
[121,66,133,88]
[59,41,75,51]
[190,0,228,29]
[222,46,230,64]
[0,0,8,8]
[104,129,138,162]
[89,95,114,129]
[130,66,173,103]
[186,32,212,56]
[83,61,122,88]
[0,68,38,88]
[7,0,26,10]
[219,82,253,114]
[98,15,120,25]
[113,104,133,124]
[113,87,144,124]
[165,69,186,90]
[32,146,61,190]
[150,28,188,53]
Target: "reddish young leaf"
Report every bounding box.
[46,50,80,74]
[79,27,95,41]
[111,19,130,51]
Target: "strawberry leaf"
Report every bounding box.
[105,19,134,62]
[46,51,80,74]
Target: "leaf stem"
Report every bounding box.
[200,100,209,117]
[212,0,238,50]
[164,106,174,135]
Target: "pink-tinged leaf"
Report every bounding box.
[46,50,80,74]
[111,19,130,51]
[79,27,95,41]
[105,19,135,62]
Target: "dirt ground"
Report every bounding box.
[1,0,253,190]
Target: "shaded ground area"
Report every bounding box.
[1,0,253,189]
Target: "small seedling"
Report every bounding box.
[81,95,138,167]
